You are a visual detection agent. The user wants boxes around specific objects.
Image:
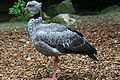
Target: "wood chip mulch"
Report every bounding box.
[0,20,120,80]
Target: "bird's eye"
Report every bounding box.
[28,5,34,7]
[28,5,31,7]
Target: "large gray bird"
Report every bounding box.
[26,1,97,80]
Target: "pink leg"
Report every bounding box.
[53,56,59,71]
[41,56,59,80]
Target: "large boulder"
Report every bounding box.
[100,5,120,14]
[46,0,75,17]
[50,14,81,25]
[46,4,58,17]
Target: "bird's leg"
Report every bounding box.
[41,56,59,80]
[51,56,59,79]
[53,56,59,71]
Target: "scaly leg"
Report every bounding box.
[41,56,59,80]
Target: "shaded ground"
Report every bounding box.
[0,22,27,30]
[0,19,120,80]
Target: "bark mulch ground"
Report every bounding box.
[0,20,120,80]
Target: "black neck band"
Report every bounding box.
[32,12,41,19]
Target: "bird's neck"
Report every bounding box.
[32,12,42,19]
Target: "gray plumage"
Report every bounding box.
[26,1,97,60]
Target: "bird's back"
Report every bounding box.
[29,22,97,60]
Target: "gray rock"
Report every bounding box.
[50,13,83,25]
[57,14,76,25]
[46,0,75,17]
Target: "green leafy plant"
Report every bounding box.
[9,0,32,22]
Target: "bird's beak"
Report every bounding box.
[25,6,30,10]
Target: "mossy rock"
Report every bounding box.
[98,5,120,20]
[101,5,120,14]
[49,14,82,25]
[46,0,75,17]
[46,4,58,17]
[50,16,67,24]
[56,0,75,14]
[69,14,81,20]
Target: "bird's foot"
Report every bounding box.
[41,77,57,80]
[41,57,59,80]
[41,72,58,80]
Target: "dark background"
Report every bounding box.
[0,0,120,22]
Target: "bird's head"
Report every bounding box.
[26,0,42,16]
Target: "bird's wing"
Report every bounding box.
[65,25,84,37]
[52,23,84,37]
[34,24,87,54]
[33,23,97,60]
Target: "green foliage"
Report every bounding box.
[9,0,32,22]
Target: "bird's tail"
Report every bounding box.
[85,44,98,61]
[87,54,98,61]
[81,41,98,61]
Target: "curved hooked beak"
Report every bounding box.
[25,6,30,10]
